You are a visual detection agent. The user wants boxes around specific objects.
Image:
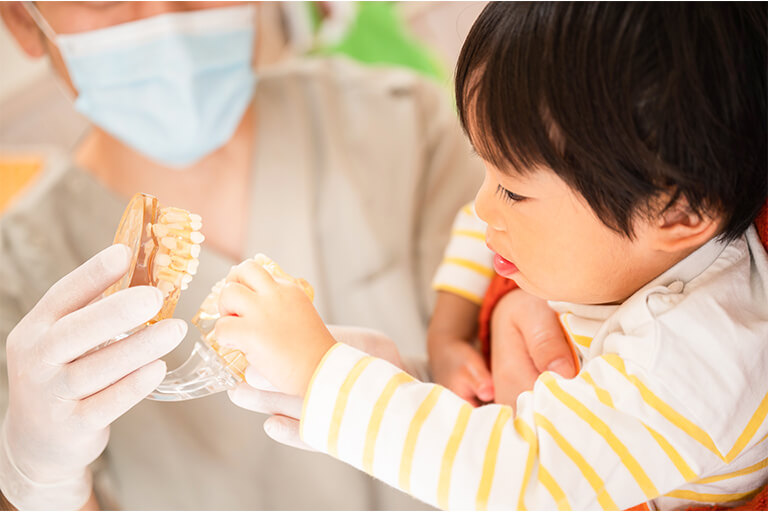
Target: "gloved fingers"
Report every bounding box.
[74,359,167,430]
[227,383,303,418]
[326,325,403,367]
[263,415,315,452]
[29,244,132,325]
[244,365,279,391]
[54,319,187,401]
[42,286,164,365]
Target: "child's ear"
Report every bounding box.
[650,197,721,253]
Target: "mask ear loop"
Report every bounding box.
[22,2,77,104]
[22,2,58,44]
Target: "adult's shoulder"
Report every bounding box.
[0,150,120,314]
[257,56,455,127]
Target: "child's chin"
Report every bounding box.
[515,279,562,303]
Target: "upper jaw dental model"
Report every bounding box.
[103,193,203,324]
[102,193,314,401]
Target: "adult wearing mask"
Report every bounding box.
[0,2,479,509]
[0,2,573,510]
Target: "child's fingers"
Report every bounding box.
[464,355,494,403]
[226,259,277,291]
[448,374,482,407]
[219,282,259,317]
[213,315,252,352]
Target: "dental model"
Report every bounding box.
[192,254,315,380]
[103,193,203,328]
[104,193,315,400]
[150,254,315,400]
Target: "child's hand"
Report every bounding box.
[214,259,336,397]
[429,336,494,406]
[490,288,577,407]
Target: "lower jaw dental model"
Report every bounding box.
[103,193,314,401]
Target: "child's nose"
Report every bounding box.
[474,179,506,232]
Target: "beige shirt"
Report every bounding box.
[0,57,482,509]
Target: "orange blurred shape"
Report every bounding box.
[0,154,43,213]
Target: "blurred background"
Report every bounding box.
[0,1,485,211]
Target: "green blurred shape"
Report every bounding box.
[310,2,446,81]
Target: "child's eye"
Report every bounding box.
[496,185,526,204]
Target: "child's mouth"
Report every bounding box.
[493,253,519,277]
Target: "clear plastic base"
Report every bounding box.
[147,341,241,401]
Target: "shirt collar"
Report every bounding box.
[548,234,730,321]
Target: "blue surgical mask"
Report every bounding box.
[25,3,257,168]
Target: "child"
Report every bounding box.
[214,3,768,510]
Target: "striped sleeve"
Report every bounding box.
[432,202,494,305]
[300,344,765,510]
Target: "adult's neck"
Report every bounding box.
[76,104,256,261]
[75,103,255,206]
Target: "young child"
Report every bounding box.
[214,3,768,510]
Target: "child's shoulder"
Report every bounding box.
[614,227,767,456]
[650,227,767,349]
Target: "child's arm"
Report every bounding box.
[427,291,493,406]
[215,259,715,510]
[429,202,495,404]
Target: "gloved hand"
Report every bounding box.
[0,244,187,510]
[228,325,404,451]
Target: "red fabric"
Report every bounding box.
[477,274,519,363]
[757,202,768,251]
[688,484,768,510]
[476,200,768,510]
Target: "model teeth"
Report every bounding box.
[150,206,203,298]
[154,253,172,267]
[187,259,200,275]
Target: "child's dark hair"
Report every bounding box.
[456,2,767,240]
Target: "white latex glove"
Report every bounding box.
[228,325,404,451]
[0,244,187,510]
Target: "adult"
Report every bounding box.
[0,2,478,509]
[0,1,574,509]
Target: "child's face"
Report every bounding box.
[475,162,667,305]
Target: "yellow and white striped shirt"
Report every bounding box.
[301,226,768,510]
[432,201,494,305]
